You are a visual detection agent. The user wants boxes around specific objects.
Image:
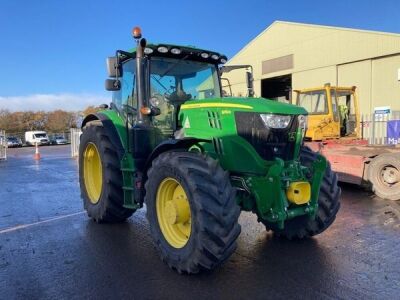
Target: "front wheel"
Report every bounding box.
[145,151,241,274]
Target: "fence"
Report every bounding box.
[361,112,400,145]
[70,128,82,157]
[0,130,7,160]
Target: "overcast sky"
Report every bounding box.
[1,0,400,111]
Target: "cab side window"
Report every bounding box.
[112,59,137,112]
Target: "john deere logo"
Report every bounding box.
[183,117,191,129]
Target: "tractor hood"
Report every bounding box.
[180,97,307,115]
[178,96,307,174]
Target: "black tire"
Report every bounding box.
[368,153,400,201]
[145,151,241,274]
[79,121,135,222]
[264,146,341,239]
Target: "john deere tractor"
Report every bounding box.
[79,27,340,274]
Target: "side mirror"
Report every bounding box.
[99,104,109,109]
[106,57,122,78]
[105,79,121,91]
[246,71,254,97]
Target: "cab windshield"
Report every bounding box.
[149,57,221,102]
[297,90,328,115]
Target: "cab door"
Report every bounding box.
[335,89,358,137]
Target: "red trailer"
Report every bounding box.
[306,140,400,201]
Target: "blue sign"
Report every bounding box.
[375,109,391,114]
[387,120,400,144]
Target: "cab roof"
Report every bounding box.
[118,43,227,65]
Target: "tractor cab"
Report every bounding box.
[295,84,360,141]
[105,36,227,133]
[104,28,255,141]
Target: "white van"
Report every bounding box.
[25,131,50,146]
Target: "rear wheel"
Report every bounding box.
[145,151,241,274]
[368,153,400,201]
[79,121,135,222]
[264,147,341,239]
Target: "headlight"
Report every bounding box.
[260,114,291,129]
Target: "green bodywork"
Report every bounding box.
[85,42,328,229]
[98,110,139,210]
[178,97,326,228]
[91,95,327,229]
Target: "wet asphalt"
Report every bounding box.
[0,145,399,300]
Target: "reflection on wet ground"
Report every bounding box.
[0,146,399,299]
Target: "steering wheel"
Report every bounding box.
[166,90,192,104]
[150,93,168,107]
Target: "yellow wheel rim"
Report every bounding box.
[156,178,191,248]
[83,142,103,204]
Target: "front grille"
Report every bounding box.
[235,112,298,161]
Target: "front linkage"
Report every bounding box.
[236,156,327,229]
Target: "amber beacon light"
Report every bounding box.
[132,26,142,39]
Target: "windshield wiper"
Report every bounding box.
[151,75,170,93]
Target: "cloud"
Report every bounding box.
[0,93,110,112]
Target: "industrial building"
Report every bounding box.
[224,21,400,115]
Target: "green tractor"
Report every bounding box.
[79,27,340,274]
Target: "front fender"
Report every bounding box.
[81,111,126,160]
[144,138,211,172]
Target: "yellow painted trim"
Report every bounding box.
[295,86,355,93]
[180,103,253,110]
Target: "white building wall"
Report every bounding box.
[338,60,372,114]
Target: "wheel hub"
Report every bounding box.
[382,167,400,184]
[83,143,102,204]
[156,178,191,248]
[165,197,190,225]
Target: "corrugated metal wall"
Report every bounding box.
[338,60,372,114]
